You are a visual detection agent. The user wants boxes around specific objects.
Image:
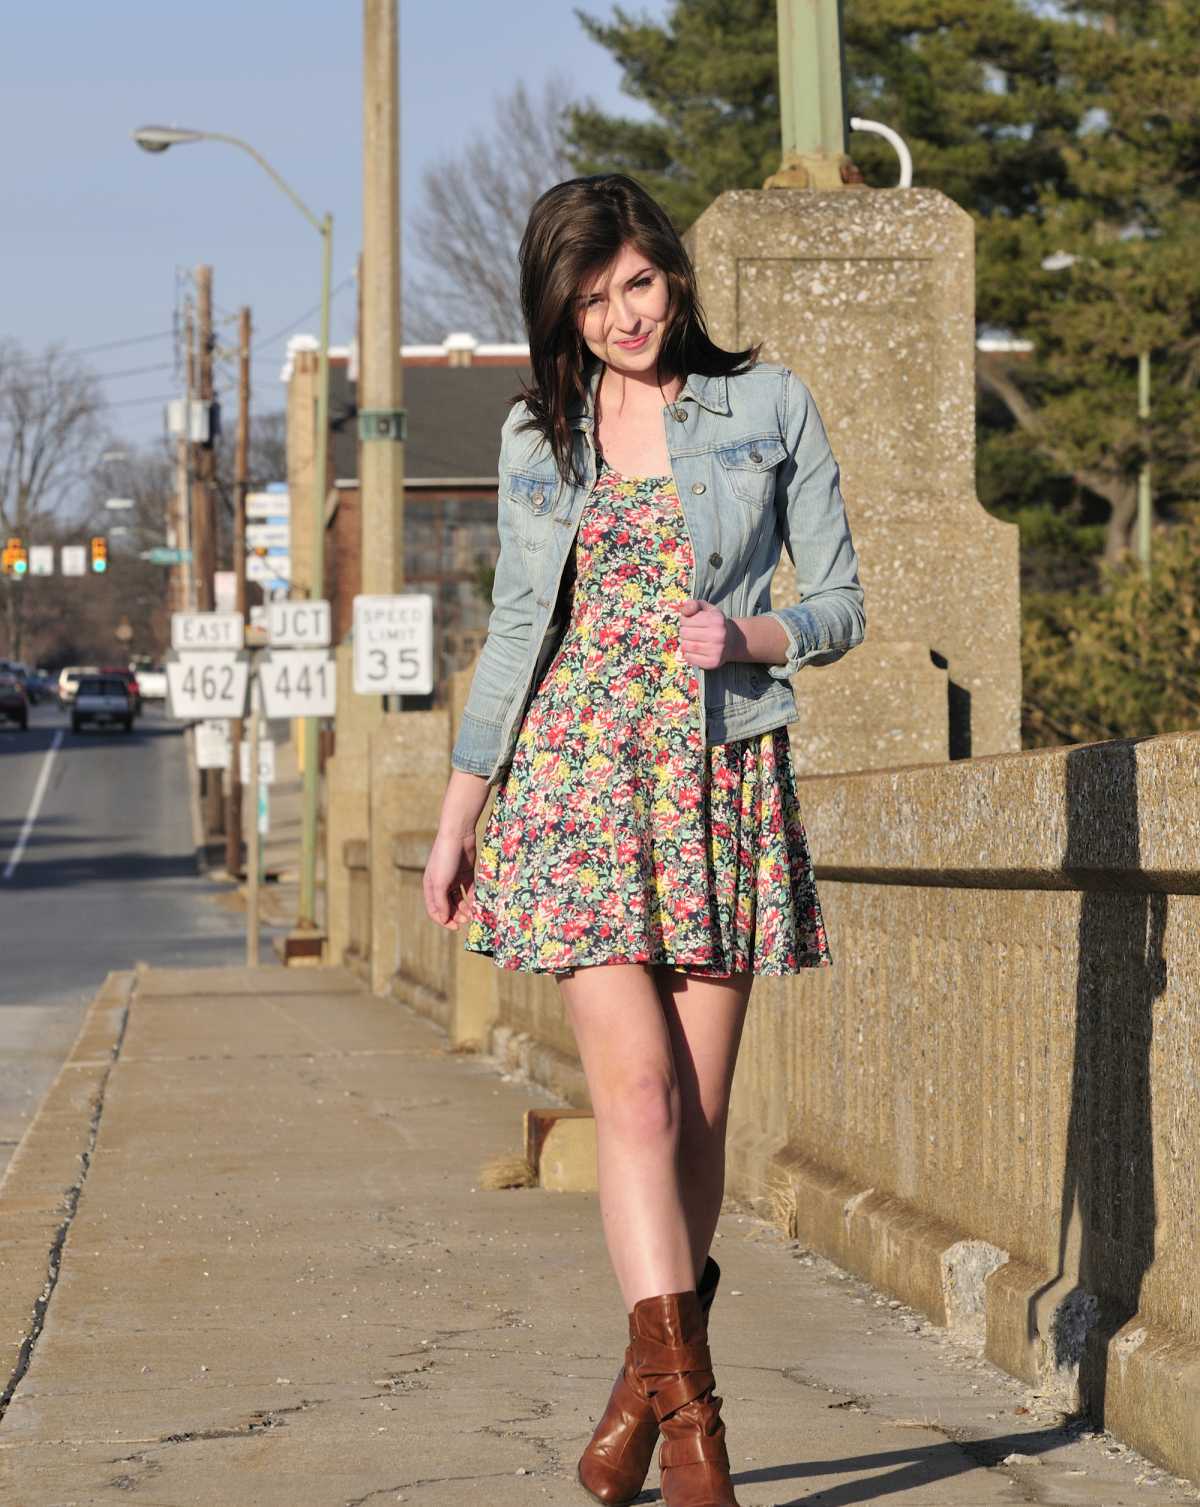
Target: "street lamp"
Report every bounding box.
[133,122,333,936]
[1041,248,1153,578]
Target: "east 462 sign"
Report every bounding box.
[258,650,337,718]
[166,654,249,719]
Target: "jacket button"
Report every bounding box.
[691,481,706,494]
[709,551,722,567]
[532,490,546,507]
[673,408,688,422]
[749,450,762,464]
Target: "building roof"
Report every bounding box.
[325,357,531,484]
[283,333,532,486]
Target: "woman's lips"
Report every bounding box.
[615,331,650,350]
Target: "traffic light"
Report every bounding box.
[1,537,27,578]
[90,535,108,574]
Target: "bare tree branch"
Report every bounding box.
[405,75,577,343]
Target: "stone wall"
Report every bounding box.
[358,722,1200,1481]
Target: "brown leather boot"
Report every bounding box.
[576,1257,720,1505]
[630,1286,740,1507]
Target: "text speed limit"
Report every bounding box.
[259,650,337,718]
[353,593,433,695]
[166,654,249,719]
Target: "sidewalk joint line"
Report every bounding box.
[0,975,132,1423]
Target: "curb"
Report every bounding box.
[0,970,133,1420]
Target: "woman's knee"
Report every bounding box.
[597,1067,680,1145]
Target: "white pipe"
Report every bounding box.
[849,116,913,188]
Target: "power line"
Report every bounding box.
[252,272,357,354]
[0,330,174,366]
[104,384,236,412]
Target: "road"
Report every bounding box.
[0,698,260,1175]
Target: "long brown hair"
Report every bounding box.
[511,173,761,486]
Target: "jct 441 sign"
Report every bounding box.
[258,650,337,719]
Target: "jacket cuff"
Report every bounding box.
[760,604,854,679]
[449,708,505,778]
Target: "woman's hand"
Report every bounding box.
[675,598,736,670]
[423,830,479,931]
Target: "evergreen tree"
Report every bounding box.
[566,1,1200,559]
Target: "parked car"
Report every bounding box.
[71,675,134,734]
[0,660,38,704]
[57,665,99,707]
[134,663,168,702]
[0,672,28,730]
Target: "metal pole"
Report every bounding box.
[298,214,333,931]
[1137,347,1152,580]
[766,0,855,189]
[246,665,260,967]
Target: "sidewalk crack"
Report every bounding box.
[0,979,133,1424]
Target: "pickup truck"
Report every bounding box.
[71,675,134,734]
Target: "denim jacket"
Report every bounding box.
[450,359,865,786]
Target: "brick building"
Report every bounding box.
[284,332,530,701]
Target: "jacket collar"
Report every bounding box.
[567,362,730,428]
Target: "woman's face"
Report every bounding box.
[574,242,672,375]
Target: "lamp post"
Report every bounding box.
[1041,249,1152,579]
[133,124,333,934]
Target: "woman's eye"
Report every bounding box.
[633,276,653,289]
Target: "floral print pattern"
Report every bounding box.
[463,455,832,976]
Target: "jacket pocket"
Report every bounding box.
[716,437,788,510]
[505,467,557,549]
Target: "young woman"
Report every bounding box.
[423,173,865,1507]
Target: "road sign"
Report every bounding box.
[195,719,232,769]
[353,593,434,696]
[258,650,337,718]
[61,545,87,577]
[166,654,249,719]
[247,522,290,551]
[144,547,193,565]
[268,600,331,648]
[239,737,276,786]
[29,546,54,577]
[214,572,237,613]
[171,611,245,652]
[247,490,289,520]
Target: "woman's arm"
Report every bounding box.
[757,370,866,678]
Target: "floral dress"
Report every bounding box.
[462,453,832,977]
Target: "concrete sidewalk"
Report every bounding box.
[0,966,1194,1506]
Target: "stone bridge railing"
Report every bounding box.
[345,683,1199,1483]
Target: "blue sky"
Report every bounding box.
[0,1,666,447]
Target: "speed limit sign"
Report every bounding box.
[166,653,250,719]
[352,593,433,695]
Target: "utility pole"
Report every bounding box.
[226,305,252,878]
[194,264,224,838]
[192,267,215,612]
[177,300,196,612]
[360,0,406,597]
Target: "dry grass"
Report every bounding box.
[478,1152,538,1190]
[763,1167,799,1238]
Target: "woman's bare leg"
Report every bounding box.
[558,962,694,1309]
[558,961,752,1308]
[652,965,753,1277]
